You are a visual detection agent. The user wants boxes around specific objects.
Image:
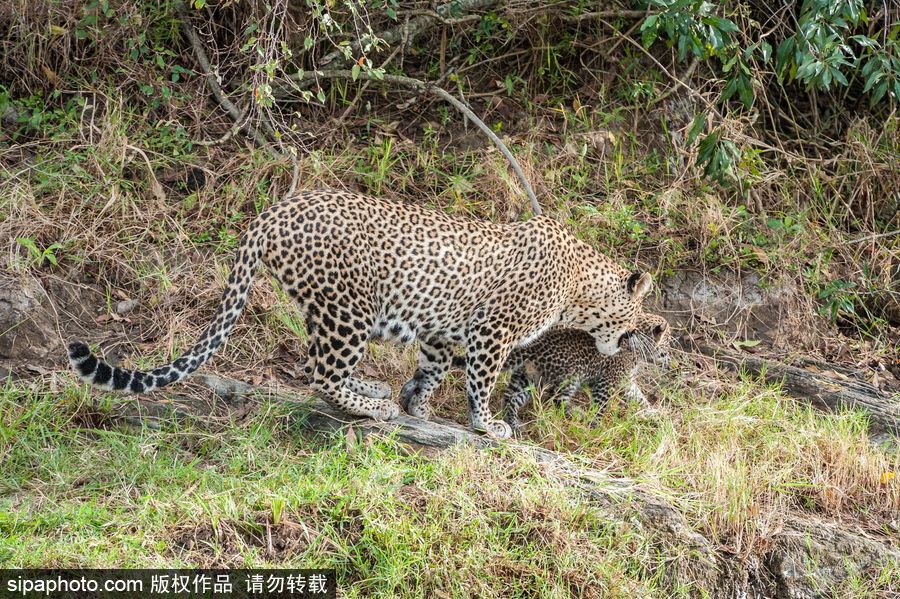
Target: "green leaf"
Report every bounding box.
[316,89,326,103]
[832,68,848,86]
[717,18,739,34]
[351,63,360,81]
[640,15,659,48]
[732,339,761,351]
[194,0,206,8]
[16,237,38,254]
[775,38,795,77]
[687,112,707,145]
[871,79,889,104]
[760,41,772,64]
[862,68,882,92]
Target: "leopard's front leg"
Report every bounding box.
[464,323,514,439]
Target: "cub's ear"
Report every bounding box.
[652,323,668,342]
[626,271,653,302]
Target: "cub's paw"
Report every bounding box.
[369,399,401,421]
[635,404,662,421]
[397,378,421,411]
[502,415,524,437]
[476,419,513,440]
[406,400,433,420]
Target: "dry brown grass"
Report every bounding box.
[524,366,899,557]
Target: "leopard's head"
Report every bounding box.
[567,255,653,357]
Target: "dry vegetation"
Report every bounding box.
[1,0,899,596]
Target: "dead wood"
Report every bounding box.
[698,344,900,434]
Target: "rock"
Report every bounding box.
[0,274,58,361]
[652,270,821,350]
[115,299,140,315]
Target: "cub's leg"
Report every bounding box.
[552,378,582,406]
[306,311,398,421]
[398,338,453,419]
[551,377,583,418]
[500,370,531,433]
[464,325,514,439]
[624,372,654,410]
[585,378,612,410]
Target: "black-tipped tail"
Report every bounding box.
[67,341,162,393]
[67,206,269,394]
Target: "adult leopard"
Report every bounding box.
[68,190,652,439]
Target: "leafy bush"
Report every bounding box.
[640,0,900,187]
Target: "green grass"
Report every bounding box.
[0,379,676,597]
[2,370,897,597]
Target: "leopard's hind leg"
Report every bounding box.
[398,338,453,419]
[305,306,398,420]
[303,334,390,399]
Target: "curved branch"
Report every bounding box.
[292,70,542,216]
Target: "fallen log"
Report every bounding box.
[176,372,898,598]
[698,344,900,434]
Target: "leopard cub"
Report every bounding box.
[495,312,672,431]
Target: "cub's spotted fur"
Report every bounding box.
[68,190,652,439]
[458,312,672,431]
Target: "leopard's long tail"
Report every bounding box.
[67,213,269,393]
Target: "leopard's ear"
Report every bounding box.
[626,271,652,302]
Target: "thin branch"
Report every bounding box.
[396,9,484,26]
[846,229,900,244]
[283,149,300,200]
[295,70,541,216]
[194,108,251,147]
[559,9,651,21]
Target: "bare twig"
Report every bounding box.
[846,229,900,244]
[396,9,484,26]
[194,108,251,147]
[295,70,541,216]
[283,149,299,200]
[559,9,651,21]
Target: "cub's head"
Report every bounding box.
[623,312,672,368]
[568,258,653,356]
